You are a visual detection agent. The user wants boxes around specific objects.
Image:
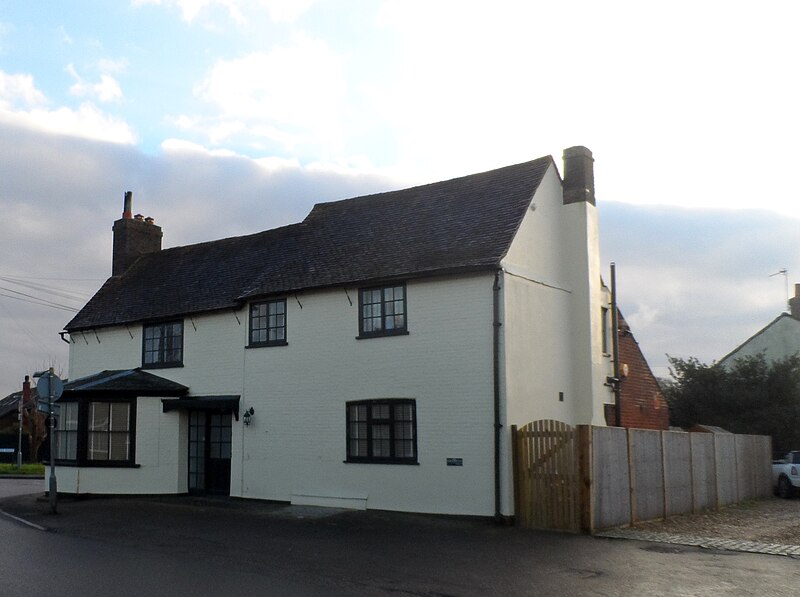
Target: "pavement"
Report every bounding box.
[596,528,800,558]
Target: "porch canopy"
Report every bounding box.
[161,395,241,420]
[60,368,189,398]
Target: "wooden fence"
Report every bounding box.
[512,421,772,532]
[511,420,581,532]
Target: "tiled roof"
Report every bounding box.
[65,156,553,331]
[0,388,41,420]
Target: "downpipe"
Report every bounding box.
[493,269,503,522]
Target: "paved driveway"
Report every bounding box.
[0,477,43,498]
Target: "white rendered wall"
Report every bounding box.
[239,275,496,516]
[499,163,613,514]
[719,315,800,368]
[66,308,249,495]
[67,274,497,515]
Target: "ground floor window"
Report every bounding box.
[55,402,79,461]
[88,402,131,461]
[346,399,417,464]
[54,397,136,466]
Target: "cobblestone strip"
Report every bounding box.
[596,528,800,558]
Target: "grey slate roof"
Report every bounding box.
[0,388,41,420]
[61,369,188,397]
[65,156,554,331]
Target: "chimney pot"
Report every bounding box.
[123,191,133,219]
[145,217,154,225]
[134,213,144,221]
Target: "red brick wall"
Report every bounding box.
[615,313,670,430]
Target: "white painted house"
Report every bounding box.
[56,146,614,518]
[719,284,800,368]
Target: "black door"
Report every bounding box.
[188,411,232,496]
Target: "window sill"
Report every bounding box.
[344,459,419,465]
[47,460,141,468]
[141,363,184,370]
[356,330,410,340]
[246,340,289,349]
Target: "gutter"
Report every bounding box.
[492,269,502,521]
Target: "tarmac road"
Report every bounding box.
[1,480,799,596]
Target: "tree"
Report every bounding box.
[664,353,800,454]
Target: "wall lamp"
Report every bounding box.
[243,407,255,426]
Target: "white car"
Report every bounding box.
[772,451,800,498]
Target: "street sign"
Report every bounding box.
[36,401,59,415]
[33,369,63,513]
[36,374,63,401]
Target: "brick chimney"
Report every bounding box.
[112,191,162,276]
[790,284,800,320]
[562,146,595,205]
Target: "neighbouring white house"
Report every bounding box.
[55,146,615,519]
[719,284,800,368]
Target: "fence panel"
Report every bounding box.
[629,429,664,523]
[513,422,771,532]
[591,426,630,530]
[690,433,717,512]
[512,420,579,532]
[715,434,738,506]
[662,431,693,517]
[753,435,773,498]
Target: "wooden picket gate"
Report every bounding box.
[512,420,581,532]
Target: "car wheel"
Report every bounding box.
[778,476,793,499]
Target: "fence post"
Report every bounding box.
[627,428,636,526]
[511,425,519,524]
[578,425,593,533]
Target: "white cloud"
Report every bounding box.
[131,0,312,24]
[67,64,123,103]
[1,102,136,144]
[58,25,73,45]
[259,0,313,23]
[97,58,129,74]
[161,137,238,156]
[193,34,346,152]
[0,71,48,109]
[0,69,133,143]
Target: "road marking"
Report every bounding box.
[0,509,47,531]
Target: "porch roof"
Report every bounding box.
[161,395,241,420]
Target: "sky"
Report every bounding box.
[2,0,800,395]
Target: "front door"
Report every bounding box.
[188,411,232,495]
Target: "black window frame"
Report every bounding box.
[247,298,288,347]
[357,283,408,339]
[53,396,138,468]
[345,399,417,464]
[142,320,184,369]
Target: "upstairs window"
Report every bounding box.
[346,399,417,464]
[143,320,184,368]
[358,284,407,338]
[249,299,287,347]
